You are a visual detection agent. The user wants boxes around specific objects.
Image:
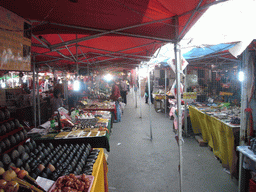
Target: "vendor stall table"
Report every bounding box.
[153,94,170,112]
[31,118,112,151]
[91,148,108,192]
[82,107,115,128]
[82,107,115,112]
[33,132,110,151]
[237,146,256,192]
[189,106,240,176]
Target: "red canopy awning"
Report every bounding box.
[0,0,218,72]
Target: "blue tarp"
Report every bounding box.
[182,43,236,60]
[149,43,237,66]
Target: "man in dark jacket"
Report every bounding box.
[145,79,154,104]
[110,79,121,122]
[120,77,128,104]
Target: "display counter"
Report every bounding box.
[81,106,115,112]
[82,107,115,128]
[31,119,111,152]
[78,100,116,127]
[189,106,240,177]
[33,132,110,152]
[78,100,115,112]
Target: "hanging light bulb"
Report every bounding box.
[23,75,27,83]
[73,80,80,91]
[104,74,113,82]
[1,80,6,88]
[238,71,244,82]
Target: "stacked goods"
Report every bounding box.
[1,140,99,181]
[0,106,98,191]
[0,107,28,155]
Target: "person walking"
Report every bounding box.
[120,77,128,104]
[110,79,121,122]
[145,79,154,104]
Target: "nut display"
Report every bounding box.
[3,142,98,181]
[1,127,98,186]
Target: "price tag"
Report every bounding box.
[36,176,55,191]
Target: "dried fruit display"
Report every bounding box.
[50,173,94,192]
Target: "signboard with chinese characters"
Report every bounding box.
[0,6,31,71]
[183,92,197,100]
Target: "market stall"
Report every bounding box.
[28,109,112,152]
[0,0,225,191]
[189,106,240,175]
[77,99,116,128]
[0,105,109,191]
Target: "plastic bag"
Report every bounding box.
[170,80,184,98]
[120,102,126,111]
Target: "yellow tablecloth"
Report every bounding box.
[189,106,239,170]
[91,148,108,192]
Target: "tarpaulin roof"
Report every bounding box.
[184,42,241,67]
[148,42,240,68]
[0,0,218,72]
[183,43,236,60]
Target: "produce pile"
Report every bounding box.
[51,173,91,192]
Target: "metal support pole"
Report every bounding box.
[87,62,89,76]
[240,48,249,145]
[135,87,138,108]
[184,67,188,137]
[165,69,167,117]
[36,68,41,126]
[11,72,14,88]
[174,42,183,192]
[76,34,79,74]
[238,48,249,192]
[32,56,37,127]
[148,67,153,140]
[139,65,142,118]
[63,72,68,107]
[135,67,138,108]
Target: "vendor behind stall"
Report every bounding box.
[22,82,31,94]
[52,89,63,114]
